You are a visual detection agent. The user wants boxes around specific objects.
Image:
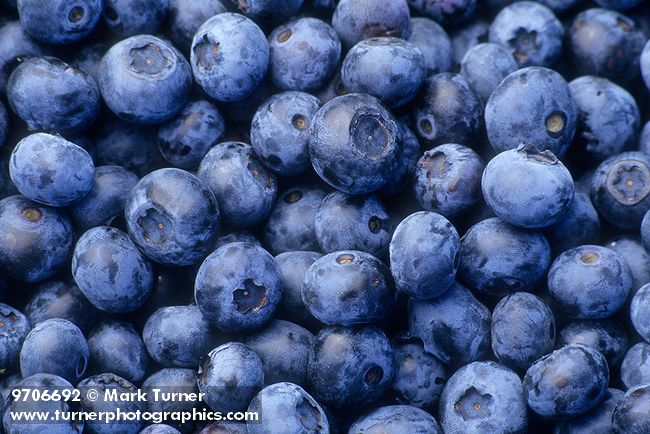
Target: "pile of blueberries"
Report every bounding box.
[3,0,650,432]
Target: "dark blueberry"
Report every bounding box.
[612,383,650,434]
[342,37,424,108]
[315,69,347,104]
[195,242,282,332]
[569,8,645,85]
[143,305,219,368]
[24,280,97,332]
[607,237,650,291]
[524,344,609,419]
[198,142,277,229]
[450,19,490,67]
[302,250,394,325]
[307,325,394,408]
[389,211,459,299]
[229,0,304,21]
[243,319,313,387]
[631,283,650,344]
[558,319,629,369]
[195,421,247,434]
[350,405,441,434]
[491,292,555,372]
[489,1,563,67]
[10,133,95,207]
[591,151,650,230]
[77,373,145,434]
[391,334,447,410]
[378,121,421,195]
[439,361,528,434]
[19,318,88,383]
[198,342,264,413]
[268,18,341,91]
[190,13,269,103]
[545,189,601,253]
[482,145,575,228]
[643,209,650,252]
[411,73,482,148]
[596,0,642,8]
[0,304,30,374]
[409,0,476,27]
[247,382,329,434]
[142,368,198,417]
[406,18,452,77]
[125,168,220,266]
[72,226,154,313]
[309,93,401,194]
[621,342,650,390]
[408,282,491,365]
[98,35,192,125]
[485,66,577,157]
[102,0,169,37]
[17,0,102,44]
[0,20,45,95]
[458,218,551,296]
[214,229,261,250]
[0,101,7,150]
[71,42,106,80]
[569,76,640,160]
[157,100,225,170]
[250,91,322,176]
[167,0,226,52]
[414,143,484,218]
[274,251,322,328]
[554,388,625,434]
[332,0,411,48]
[460,43,518,104]
[548,245,632,319]
[0,195,74,282]
[87,321,150,384]
[642,40,650,94]
[315,192,392,257]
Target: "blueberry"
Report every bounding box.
[274,251,322,328]
[342,37,424,108]
[460,43,518,104]
[612,383,650,434]
[411,73,482,148]
[24,280,97,332]
[449,19,490,67]
[98,34,192,125]
[0,304,30,374]
[315,192,392,257]
[569,8,645,85]
[125,168,221,266]
[247,382,329,434]
[591,151,650,230]
[332,0,411,48]
[0,195,74,282]
[195,242,282,332]
[17,0,102,44]
[19,318,88,383]
[302,250,394,325]
[309,93,401,194]
[389,211,459,299]
[524,344,609,419]
[230,0,304,21]
[458,218,551,296]
[197,142,277,229]
[642,210,650,252]
[409,0,476,27]
[414,143,484,218]
[569,76,640,160]
[378,121,421,195]
[87,321,150,384]
[250,91,322,176]
[157,100,226,170]
[607,237,650,290]
[535,0,585,15]
[489,1,563,67]
[596,0,642,8]
[485,66,577,157]
[71,42,106,80]
[409,282,491,365]
[642,40,650,94]
[439,361,528,434]
[167,0,226,52]
[72,226,154,313]
[0,20,45,95]
[553,388,624,433]
[191,13,269,103]
[620,342,650,390]
[491,292,556,372]
[268,18,341,91]
[350,405,441,434]
[214,229,261,250]
[406,18,452,77]
[631,283,650,342]
[545,189,601,253]
[196,422,247,434]
[307,325,394,408]
[142,305,219,368]
[142,368,198,416]
[558,319,629,368]
[391,334,447,410]
[243,319,313,387]
[139,425,181,434]
[102,0,169,37]
[548,245,632,319]
[198,342,264,412]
